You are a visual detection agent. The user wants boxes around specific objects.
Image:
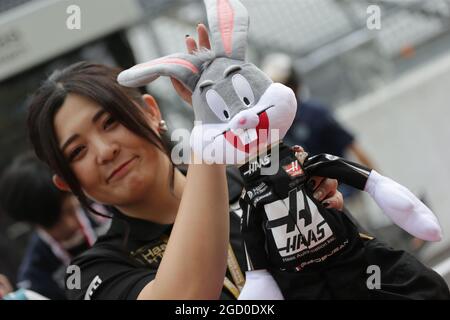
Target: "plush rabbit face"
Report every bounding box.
[190,58,296,163]
[118,0,297,164]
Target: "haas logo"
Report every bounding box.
[282,160,304,178]
[244,155,271,176]
[264,189,333,258]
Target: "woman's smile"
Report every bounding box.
[107,156,139,184]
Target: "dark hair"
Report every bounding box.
[0,152,68,228]
[285,67,302,93]
[27,62,172,218]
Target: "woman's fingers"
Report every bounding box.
[313,177,338,202]
[197,23,211,50]
[311,178,344,210]
[291,145,304,153]
[174,23,212,104]
[175,33,197,104]
[291,145,343,210]
[185,24,211,54]
[292,145,307,165]
[322,189,344,210]
[185,36,198,54]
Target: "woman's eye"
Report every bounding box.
[68,146,86,162]
[205,89,231,122]
[103,116,117,130]
[232,74,255,107]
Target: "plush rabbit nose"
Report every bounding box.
[231,110,260,129]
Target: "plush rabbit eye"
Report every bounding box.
[205,89,231,121]
[232,74,255,107]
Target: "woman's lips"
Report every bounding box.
[107,157,138,183]
[224,111,269,153]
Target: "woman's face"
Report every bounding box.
[53,93,167,207]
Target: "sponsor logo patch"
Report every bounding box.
[282,160,304,178]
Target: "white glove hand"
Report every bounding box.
[365,170,442,241]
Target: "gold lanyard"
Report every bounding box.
[223,243,246,299]
[223,277,240,299]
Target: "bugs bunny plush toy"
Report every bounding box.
[118,0,442,299]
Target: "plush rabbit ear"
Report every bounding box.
[204,0,249,60]
[117,53,203,92]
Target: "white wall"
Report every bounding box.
[338,51,450,261]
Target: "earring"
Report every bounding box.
[159,119,168,133]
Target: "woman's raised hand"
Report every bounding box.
[292,145,344,211]
[171,24,211,105]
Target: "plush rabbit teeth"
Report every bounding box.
[233,128,258,145]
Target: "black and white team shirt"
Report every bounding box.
[66,211,247,300]
[65,169,247,300]
[238,144,361,272]
[238,144,450,299]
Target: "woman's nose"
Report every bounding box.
[96,140,119,165]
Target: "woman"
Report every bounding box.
[26,25,343,300]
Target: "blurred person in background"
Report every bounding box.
[0,208,23,292]
[0,153,103,299]
[261,53,377,199]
